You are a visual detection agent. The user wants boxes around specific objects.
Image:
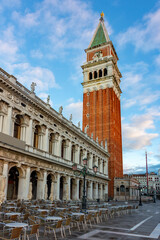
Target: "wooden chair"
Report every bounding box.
[63,218,71,237]
[26,224,39,240]
[9,215,19,221]
[85,214,92,229]
[0,227,22,240]
[44,220,64,240]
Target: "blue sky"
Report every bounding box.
[0,0,160,174]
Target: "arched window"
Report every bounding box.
[99,69,102,78]
[14,115,21,139]
[94,71,97,79]
[71,145,75,162]
[33,125,40,148]
[116,187,119,192]
[104,68,107,76]
[61,140,65,158]
[89,72,92,80]
[120,185,125,192]
[79,149,83,165]
[49,133,53,154]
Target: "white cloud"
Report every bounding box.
[64,100,83,125]
[117,8,160,51]
[12,11,40,28]
[0,26,19,63]
[11,63,59,92]
[123,114,158,151]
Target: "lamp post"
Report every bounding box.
[138,186,142,206]
[72,158,98,211]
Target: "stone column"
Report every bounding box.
[55,173,60,200]
[4,106,12,135]
[89,154,93,170]
[0,115,4,132]
[26,118,33,146]
[2,162,9,200]
[67,141,71,161]
[57,135,62,157]
[100,183,103,200]
[75,145,80,164]
[43,128,49,152]
[65,176,71,200]
[18,167,31,200]
[88,181,93,200]
[104,183,108,201]
[100,159,103,173]
[49,182,54,201]
[37,171,47,199]
[75,178,80,200]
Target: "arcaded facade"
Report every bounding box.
[0,67,109,203]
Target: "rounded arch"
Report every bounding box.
[104,68,107,76]
[99,69,102,78]
[94,71,97,79]
[14,114,23,139]
[89,72,92,80]
[33,125,41,148]
[7,166,19,200]
[120,185,125,192]
[47,174,52,200]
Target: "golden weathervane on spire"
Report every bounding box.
[100,11,104,18]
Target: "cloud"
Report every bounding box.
[12,10,40,28]
[123,114,159,151]
[123,163,160,174]
[0,26,19,63]
[117,8,160,52]
[30,49,43,59]
[64,100,83,125]
[10,63,59,92]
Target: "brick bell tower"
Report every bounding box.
[81,12,123,198]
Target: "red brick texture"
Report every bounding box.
[82,88,123,198]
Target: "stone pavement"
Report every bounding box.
[39,200,160,240]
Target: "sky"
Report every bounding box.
[0,0,160,174]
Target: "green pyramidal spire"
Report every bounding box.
[90,23,107,48]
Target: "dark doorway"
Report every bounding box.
[47,174,52,200]
[30,171,38,200]
[7,167,19,200]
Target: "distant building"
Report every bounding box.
[124,170,160,194]
[114,176,139,201]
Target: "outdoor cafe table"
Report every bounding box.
[5,222,28,240]
[71,213,84,216]
[45,216,62,222]
[56,208,66,210]
[5,206,17,210]
[99,208,108,211]
[5,212,21,216]
[87,210,98,213]
[37,209,49,212]
[71,206,79,209]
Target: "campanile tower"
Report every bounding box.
[82,13,123,198]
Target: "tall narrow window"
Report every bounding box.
[94,71,97,79]
[33,125,39,148]
[89,72,92,80]
[104,68,107,76]
[61,140,65,158]
[49,134,52,154]
[99,69,102,78]
[14,115,21,139]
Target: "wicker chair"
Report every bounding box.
[26,224,39,240]
[44,220,64,240]
[63,218,71,237]
[0,227,22,240]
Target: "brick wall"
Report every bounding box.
[83,88,123,198]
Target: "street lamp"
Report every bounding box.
[138,185,142,206]
[72,158,98,211]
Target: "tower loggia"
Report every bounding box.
[81,13,123,198]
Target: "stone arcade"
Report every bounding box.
[0,67,109,203]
